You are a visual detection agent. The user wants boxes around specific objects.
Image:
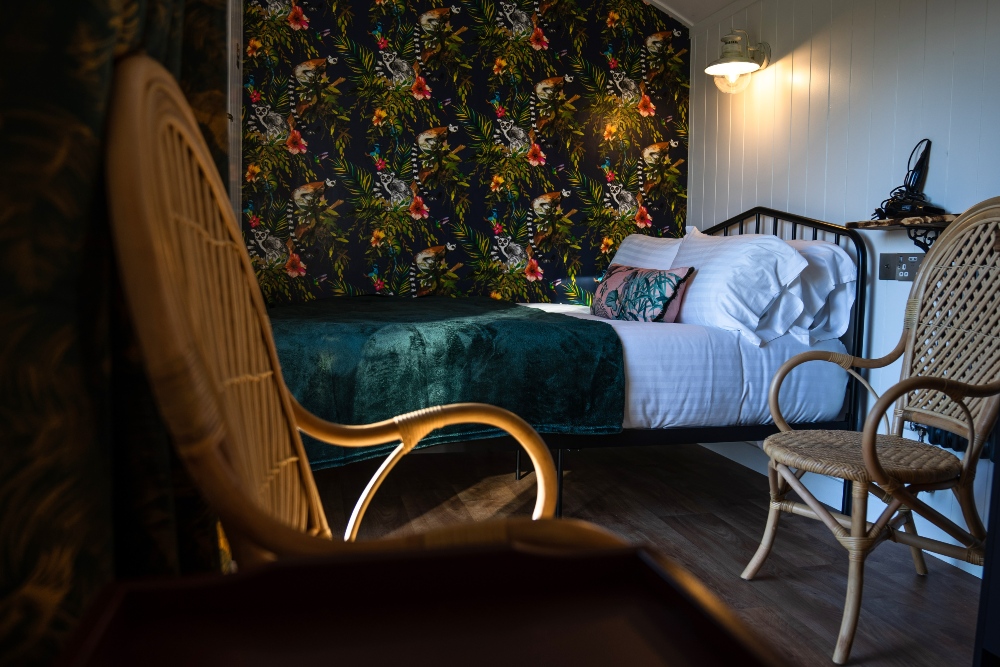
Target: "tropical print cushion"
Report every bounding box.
[591,264,693,322]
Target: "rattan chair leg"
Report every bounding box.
[832,482,870,665]
[899,508,928,576]
[742,461,785,580]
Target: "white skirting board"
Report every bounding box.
[698,441,990,578]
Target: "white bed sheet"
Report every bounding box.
[521,303,848,429]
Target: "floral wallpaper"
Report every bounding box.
[243,0,689,305]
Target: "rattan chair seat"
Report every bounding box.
[763,430,961,484]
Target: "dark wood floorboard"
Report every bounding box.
[312,444,981,667]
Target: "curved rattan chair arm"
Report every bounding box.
[290,396,558,534]
[768,332,908,431]
[861,375,1000,486]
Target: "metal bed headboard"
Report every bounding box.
[703,206,869,432]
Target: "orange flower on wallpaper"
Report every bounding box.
[526,143,546,166]
[634,205,652,228]
[245,38,262,58]
[493,57,507,75]
[370,229,386,247]
[284,253,307,277]
[600,237,614,254]
[529,27,549,51]
[638,94,656,117]
[244,163,261,182]
[524,258,543,282]
[287,4,309,30]
[372,108,387,126]
[603,123,617,141]
[409,195,430,219]
[606,10,620,27]
[411,76,432,100]
[285,130,307,154]
[490,291,503,299]
[490,175,505,191]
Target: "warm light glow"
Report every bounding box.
[726,72,740,84]
[705,60,761,77]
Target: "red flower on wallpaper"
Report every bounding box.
[526,143,546,166]
[249,215,261,228]
[638,94,656,117]
[495,105,506,118]
[634,205,652,228]
[285,130,307,154]
[373,277,386,291]
[409,195,430,219]
[492,222,504,235]
[284,253,307,277]
[605,171,615,182]
[524,258,543,282]
[411,76,431,100]
[377,37,389,49]
[287,5,309,30]
[249,90,262,103]
[529,27,549,51]
[608,57,619,69]
[374,158,387,171]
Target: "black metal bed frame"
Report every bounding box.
[515,206,869,516]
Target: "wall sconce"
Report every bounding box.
[705,29,770,94]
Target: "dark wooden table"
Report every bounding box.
[59,546,783,667]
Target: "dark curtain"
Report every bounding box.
[0,1,228,664]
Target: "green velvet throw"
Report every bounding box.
[268,297,625,469]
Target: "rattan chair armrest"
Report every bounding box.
[861,375,1000,486]
[290,396,558,538]
[768,331,908,431]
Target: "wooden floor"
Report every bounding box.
[313,444,982,666]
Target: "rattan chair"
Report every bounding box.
[742,197,1000,663]
[105,54,621,568]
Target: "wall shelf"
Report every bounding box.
[846,215,957,252]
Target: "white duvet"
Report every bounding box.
[520,303,849,429]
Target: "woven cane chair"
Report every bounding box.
[742,197,1000,663]
[105,54,621,567]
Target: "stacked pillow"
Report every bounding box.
[591,230,856,346]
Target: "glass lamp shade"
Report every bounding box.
[714,73,752,94]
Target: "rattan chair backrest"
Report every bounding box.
[900,197,1000,454]
[106,55,329,541]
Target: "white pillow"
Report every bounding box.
[785,240,857,343]
[671,229,807,346]
[609,234,682,270]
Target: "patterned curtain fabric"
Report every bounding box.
[0,2,226,664]
[242,0,690,305]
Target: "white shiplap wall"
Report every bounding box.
[690,0,999,575]
[690,0,1000,227]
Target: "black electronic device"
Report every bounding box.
[872,139,946,220]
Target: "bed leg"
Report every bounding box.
[841,480,852,515]
[556,449,564,518]
[515,448,522,481]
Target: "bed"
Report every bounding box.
[269,207,868,508]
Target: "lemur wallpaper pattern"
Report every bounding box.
[243,0,689,304]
